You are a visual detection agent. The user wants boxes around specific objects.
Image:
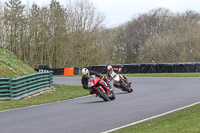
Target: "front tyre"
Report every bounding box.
[121,81,132,93]
[96,88,109,101]
[109,91,115,100]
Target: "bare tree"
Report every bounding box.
[115,8,172,63]
[137,11,200,63]
[64,0,105,69]
[4,0,25,57]
[0,1,4,47]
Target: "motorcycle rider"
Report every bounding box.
[81,68,111,96]
[106,65,131,89]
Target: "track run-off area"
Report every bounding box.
[0,77,200,133]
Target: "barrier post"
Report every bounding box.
[9,79,14,100]
[49,71,53,88]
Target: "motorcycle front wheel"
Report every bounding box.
[121,81,132,93]
[96,88,110,101]
[109,90,115,100]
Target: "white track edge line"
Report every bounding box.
[103,101,200,133]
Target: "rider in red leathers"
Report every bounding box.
[106,65,131,89]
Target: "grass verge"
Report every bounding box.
[111,103,200,133]
[0,84,89,111]
[0,46,36,78]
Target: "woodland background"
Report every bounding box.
[0,0,200,70]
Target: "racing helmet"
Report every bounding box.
[107,65,113,73]
[81,68,89,78]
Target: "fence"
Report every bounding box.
[35,66,79,75]
[0,72,53,100]
[88,62,200,74]
[0,78,10,100]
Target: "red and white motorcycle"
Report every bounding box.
[112,74,133,93]
[88,75,115,101]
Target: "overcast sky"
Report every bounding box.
[90,0,200,27]
[3,0,200,27]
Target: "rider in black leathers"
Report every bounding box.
[81,68,110,95]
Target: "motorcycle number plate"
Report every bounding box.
[88,81,94,87]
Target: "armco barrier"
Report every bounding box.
[0,78,10,100]
[0,72,53,100]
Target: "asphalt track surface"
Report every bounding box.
[1,77,200,133]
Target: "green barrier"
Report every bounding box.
[0,78,10,100]
[0,71,53,100]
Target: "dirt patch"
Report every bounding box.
[24,88,56,99]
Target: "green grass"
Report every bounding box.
[0,46,36,78]
[0,84,89,111]
[112,104,200,133]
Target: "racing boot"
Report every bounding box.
[89,89,94,95]
[125,78,132,84]
[99,80,110,97]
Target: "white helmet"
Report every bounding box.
[82,68,89,77]
[107,65,113,73]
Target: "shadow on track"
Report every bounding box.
[114,92,130,95]
[80,100,107,104]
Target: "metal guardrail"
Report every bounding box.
[0,72,53,100]
[0,78,10,100]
